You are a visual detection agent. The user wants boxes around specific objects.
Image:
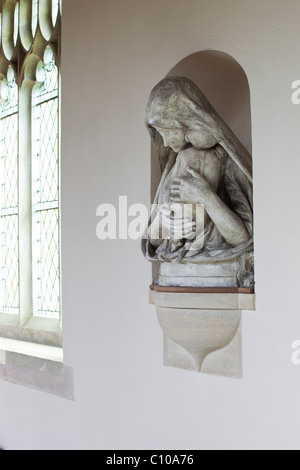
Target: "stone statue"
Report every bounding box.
[142,77,254,288]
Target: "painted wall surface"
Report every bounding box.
[0,0,300,450]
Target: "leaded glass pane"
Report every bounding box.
[39,98,59,204]
[14,2,19,46]
[52,0,59,26]
[32,63,60,319]
[0,81,19,314]
[36,62,58,104]
[33,208,59,318]
[0,215,19,313]
[32,0,38,38]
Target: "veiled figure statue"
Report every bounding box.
[142,76,254,288]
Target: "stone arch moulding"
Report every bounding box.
[2,0,19,61]
[146,50,256,379]
[19,0,34,51]
[39,0,59,41]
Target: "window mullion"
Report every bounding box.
[18,84,34,327]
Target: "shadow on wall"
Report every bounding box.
[150,50,252,281]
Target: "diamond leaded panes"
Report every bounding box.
[33,60,60,319]
[0,79,19,314]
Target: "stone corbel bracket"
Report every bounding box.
[150,287,256,379]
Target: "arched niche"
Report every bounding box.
[150,50,253,280]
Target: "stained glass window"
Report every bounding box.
[0,72,19,314]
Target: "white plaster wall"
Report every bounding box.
[0,0,300,450]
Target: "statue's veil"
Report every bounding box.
[145,76,253,183]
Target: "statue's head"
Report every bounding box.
[146,76,218,152]
[146,76,252,183]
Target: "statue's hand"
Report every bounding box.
[160,204,195,240]
[170,167,212,205]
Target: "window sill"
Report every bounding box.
[0,337,74,400]
[0,337,63,362]
[0,315,62,347]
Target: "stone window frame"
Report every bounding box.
[0,0,72,398]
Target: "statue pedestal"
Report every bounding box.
[158,262,239,288]
[150,288,255,378]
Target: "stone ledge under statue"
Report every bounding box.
[150,287,255,379]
